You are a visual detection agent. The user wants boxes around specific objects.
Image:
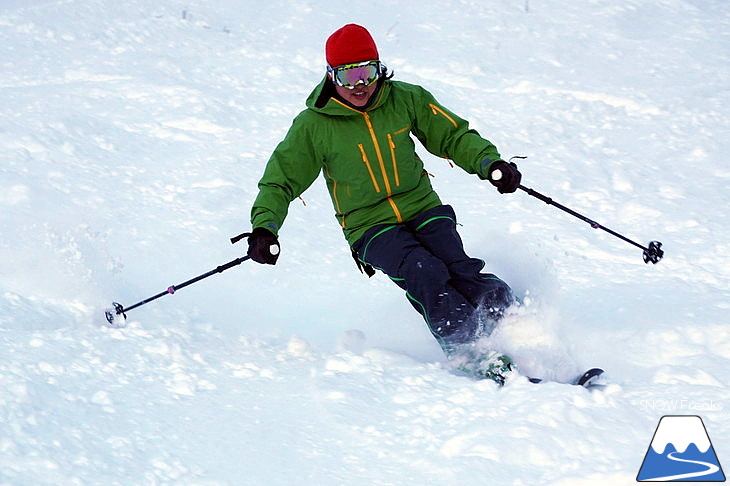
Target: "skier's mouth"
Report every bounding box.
[341,84,373,106]
[346,89,371,106]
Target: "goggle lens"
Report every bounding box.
[329,61,381,89]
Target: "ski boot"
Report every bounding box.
[450,348,515,386]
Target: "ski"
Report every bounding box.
[447,344,606,390]
[527,367,605,389]
[573,367,605,387]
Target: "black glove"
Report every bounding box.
[488,160,522,194]
[246,227,280,265]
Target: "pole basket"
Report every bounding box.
[643,240,664,264]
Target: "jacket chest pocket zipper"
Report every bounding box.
[387,133,400,187]
[358,144,381,193]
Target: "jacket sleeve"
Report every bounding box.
[410,86,502,179]
[250,112,321,235]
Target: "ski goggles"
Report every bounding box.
[327,60,383,89]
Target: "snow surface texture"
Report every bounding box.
[1,0,729,484]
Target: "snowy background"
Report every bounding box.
[1,0,729,484]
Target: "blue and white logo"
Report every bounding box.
[637,415,725,482]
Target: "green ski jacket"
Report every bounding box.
[251,77,502,247]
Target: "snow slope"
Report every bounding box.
[1,0,729,484]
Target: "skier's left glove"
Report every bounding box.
[488,160,522,194]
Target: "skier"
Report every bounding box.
[243,24,522,382]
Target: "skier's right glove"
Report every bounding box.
[246,227,280,265]
[488,160,522,194]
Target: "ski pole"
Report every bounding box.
[491,165,663,264]
[517,184,663,263]
[105,255,250,326]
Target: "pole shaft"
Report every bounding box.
[518,185,648,252]
[121,255,250,313]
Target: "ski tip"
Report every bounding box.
[575,368,605,387]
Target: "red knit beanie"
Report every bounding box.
[326,24,379,67]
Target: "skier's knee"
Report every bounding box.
[399,251,450,283]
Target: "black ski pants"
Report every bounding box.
[353,205,513,353]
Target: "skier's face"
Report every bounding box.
[335,82,376,108]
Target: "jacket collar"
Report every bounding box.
[306,76,391,116]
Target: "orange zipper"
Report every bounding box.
[386,198,403,224]
[331,97,405,224]
[387,133,399,187]
[362,113,402,222]
[362,113,392,195]
[429,103,458,128]
[324,166,345,228]
[358,144,381,193]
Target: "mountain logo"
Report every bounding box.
[637,415,726,482]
